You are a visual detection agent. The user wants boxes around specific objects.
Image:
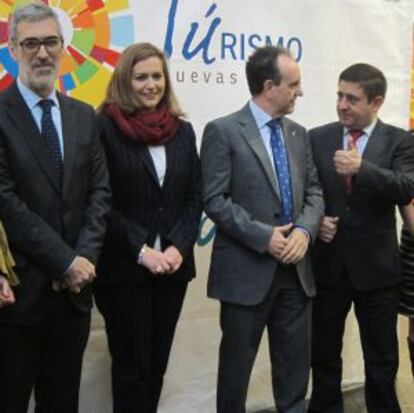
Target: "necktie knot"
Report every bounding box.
[39,99,54,108]
[39,99,54,113]
[349,129,363,143]
[267,118,282,132]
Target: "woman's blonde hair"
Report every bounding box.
[101,42,183,116]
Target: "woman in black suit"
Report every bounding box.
[94,42,202,412]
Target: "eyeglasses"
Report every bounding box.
[17,36,64,54]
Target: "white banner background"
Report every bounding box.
[127,0,414,135]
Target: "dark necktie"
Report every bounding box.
[344,129,363,193]
[267,119,293,224]
[39,99,62,181]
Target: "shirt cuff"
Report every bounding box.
[64,256,77,276]
[294,225,311,243]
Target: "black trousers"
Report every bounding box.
[0,293,91,413]
[308,273,400,413]
[217,265,312,413]
[94,280,187,413]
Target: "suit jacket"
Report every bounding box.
[95,112,202,286]
[310,120,414,291]
[0,83,111,325]
[201,104,324,306]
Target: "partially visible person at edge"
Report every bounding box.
[94,42,202,413]
[308,63,414,413]
[0,221,18,308]
[399,194,414,377]
[0,2,111,413]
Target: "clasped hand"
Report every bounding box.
[55,256,96,294]
[318,216,339,243]
[0,275,15,308]
[267,223,309,264]
[140,245,183,275]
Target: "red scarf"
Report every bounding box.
[106,103,180,145]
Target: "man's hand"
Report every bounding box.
[163,246,183,274]
[64,256,96,294]
[334,138,362,176]
[279,228,309,264]
[318,216,339,243]
[141,247,172,275]
[267,223,293,259]
[0,275,15,307]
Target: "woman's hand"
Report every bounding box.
[163,246,183,274]
[0,275,15,308]
[141,246,172,275]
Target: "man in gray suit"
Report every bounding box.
[201,46,324,412]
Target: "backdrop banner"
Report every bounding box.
[1,1,413,412]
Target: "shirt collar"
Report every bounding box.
[344,118,377,139]
[249,99,281,130]
[16,77,60,110]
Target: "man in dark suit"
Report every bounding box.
[201,46,324,412]
[308,63,414,413]
[0,3,110,413]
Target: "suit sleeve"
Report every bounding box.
[293,130,324,243]
[74,108,111,264]
[0,130,76,278]
[165,123,203,257]
[201,120,274,253]
[106,210,149,261]
[355,130,414,204]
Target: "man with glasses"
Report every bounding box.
[0,3,110,413]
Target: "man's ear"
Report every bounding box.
[371,95,384,112]
[262,79,274,93]
[263,79,273,91]
[8,41,18,61]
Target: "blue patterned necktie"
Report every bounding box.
[267,118,293,224]
[39,99,62,181]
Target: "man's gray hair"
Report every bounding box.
[9,1,62,43]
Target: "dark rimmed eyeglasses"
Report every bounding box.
[17,36,64,54]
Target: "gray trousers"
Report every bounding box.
[217,265,312,413]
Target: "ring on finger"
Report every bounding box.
[156,265,163,274]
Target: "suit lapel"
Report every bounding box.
[361,120,387,163]
[163,133,178,191]
[131,142,159,185]
[238,105,280,198]
[5,83,61,194]
[330,124,344,153]
[323,123,346,192]
[59,94,76,198]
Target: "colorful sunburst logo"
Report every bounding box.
[0,0,134,107]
